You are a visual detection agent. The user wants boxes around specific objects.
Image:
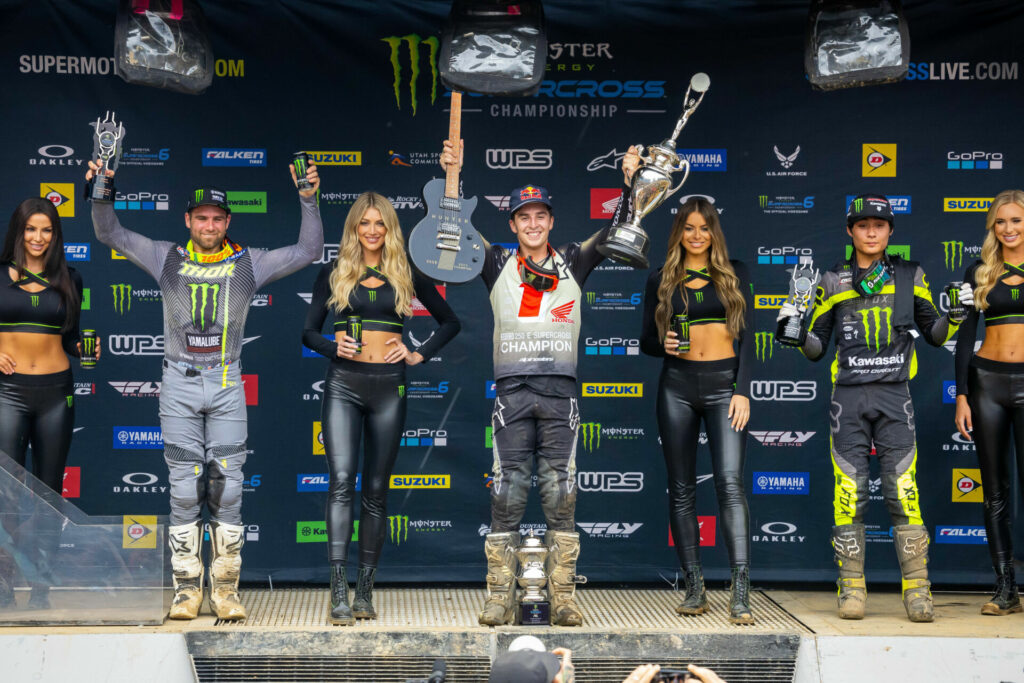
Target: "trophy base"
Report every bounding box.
[518,601,550,625]
[775,316,806,347]
[89,176,115,203]
[596,225,650,269]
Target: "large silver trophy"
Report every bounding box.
[88,111,125,202]
[597,73,711,269]
[515,530,550,625]
[776,261,820,346]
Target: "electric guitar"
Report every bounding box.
[407,91,484,283]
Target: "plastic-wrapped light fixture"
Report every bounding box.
[805,0,910,91]
[439,0,547,96]
[115,0,214,95]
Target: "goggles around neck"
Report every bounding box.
[518,247,559,292]
[854,257,891,296]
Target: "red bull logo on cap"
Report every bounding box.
[520,186,542,201]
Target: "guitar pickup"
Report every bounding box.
[436,243,461,252]
[439,197,462,211]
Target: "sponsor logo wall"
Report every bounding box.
[12,0,1014,585]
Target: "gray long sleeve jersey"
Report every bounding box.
[92,195,323,366]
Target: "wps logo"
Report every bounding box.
[582,383,642,397]
[579,422,602,452]
[749,380,816,401]
[857,306,893,352]
[755,332,774,362]
[862,144,896,177]
[188,283,220,330]
[485,149,553,170]
[107,334,163,356]
[41,182,74,217]
[577,471,644,492]
[382,34,439,115]
[953,468,983,502]
[388,515,409,544]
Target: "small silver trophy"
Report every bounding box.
[597,73,711,269]
[515,530,550,625]
[88,111,126,202]
[776,261,820,346]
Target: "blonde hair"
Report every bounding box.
[974,189,1024,311]
[327,192,414,317]
[655,198,746,339]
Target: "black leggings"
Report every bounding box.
[322,359,406,567]
[967,356,1024,567]
[657,357,749,568]
[0,370,75,494]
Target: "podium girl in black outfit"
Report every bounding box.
[303,192,460,624]
[0,198,96,608]
[954,189,1024,616]
[640,196,754,624]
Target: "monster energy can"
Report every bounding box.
[945,281,967,320]
[671,314,690,353]
[80,329,98,369]
[292,152,312,190]
[348,316,363,354]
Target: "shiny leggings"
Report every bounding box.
[0,370,75,494]
[321,360,406,567]
[967,357,1024,567]
[657,357,749,568]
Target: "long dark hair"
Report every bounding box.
[2,198,80,332]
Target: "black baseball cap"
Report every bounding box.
[509,185,553,216]
[186,187,230,213]
[846,194,893,227]
[488,650,561,683]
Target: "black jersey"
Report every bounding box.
[303,262,460,362]
[0,263,83,356]
[954,261,1024,394]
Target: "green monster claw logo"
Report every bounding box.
[388,515,409,544]
[368,290,377,303]
[30,295,40,307]
[693,291,704,303]
[398,385,405,398]
[853,198,864,213]
[857,306,893,352]
[579,422,601,452]
[755,332,774,362]
[382,34,439,115]
[65,395,73,408]
[941,241,964,270]
[195,189,203,203]
[586,291,596,305]
[188,283,220,330]
[758,195,768,208]
[948,288,960,307]
[1013,289,1021,302]
[83,337,95,358]
[111,283,132,315]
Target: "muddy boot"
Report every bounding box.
[833,524,866,620]
[981,562,1022,616]
[546,530,585,627]
[893,524,934,623]
[675,565,708,616]
[167,521,204,620]
[328,562,353,625]
[209,521,246,621]
[728,565,754,624]
[351,566,377,619]
[479,532,518,626]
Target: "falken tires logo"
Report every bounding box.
[202,148,266,167]
[935,526,987,544]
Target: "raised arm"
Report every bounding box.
[252,193,324,288]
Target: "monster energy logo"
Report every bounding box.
[188,283,220,330]
[30,295,39,307]
[758,195,768,208]
[368,290,377,303]
[111,283,132,314]
[65,395,73,408]
[857,306,893,351]
[579,422,601,452]
[586,291,596,304]
[755,332,774,362]
[941,240,964,270]
[195,189,204,203]
[398,385,405,398]
[693,291,704,303]
[388,515,409,544]
[1013,289,1021,301]
[948,288,960,307]
[382,34,439,116]
[852,198,864,213]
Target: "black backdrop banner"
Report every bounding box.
[3,0,1021,585]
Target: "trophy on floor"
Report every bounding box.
[88,111,126,202]
[596,72,711,269]
[515,530,550,625]
[776,261,820,346]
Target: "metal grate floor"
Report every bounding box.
[213,587,811,633]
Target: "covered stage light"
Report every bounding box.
[115,0,214,95]
[804,0,910,91]
[439,0,547,96]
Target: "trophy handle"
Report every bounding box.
[635,143,652,165]
[665,158,691,198]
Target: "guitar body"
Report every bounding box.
[408,177,484,284]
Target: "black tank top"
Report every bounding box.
[334,266,403,333]
[671,268,727,325]
[0,263,71,334]
[980,262,1024,326]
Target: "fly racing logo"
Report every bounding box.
[941,240,963,270]
[111,283,131,314]
[388,515,409,544]
[30,295,39,307]
[381,34,439,115]
[749,431,815,446]
[108,381,161,398]
[188,283,219,330]
[856,306,893,352]
[579,422,601,452]
[485,195,511,211]
[755,332,773,362]
[576,522,643,538]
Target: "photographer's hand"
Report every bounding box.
[622,664,660,683]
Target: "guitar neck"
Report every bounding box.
[444,91,462,200]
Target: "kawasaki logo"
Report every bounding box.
[382,34,439,116]
[188,282,219,331]
[580,422,601,451]
[755,332,773,362]
[388,515,409,544]
[112,283,131,314]
[848,354,904,367]
[857,306,893,351]
[941,240,963,270]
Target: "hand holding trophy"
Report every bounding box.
[597,73,710,269]
[776,262,820,347]
[87,112,126,202]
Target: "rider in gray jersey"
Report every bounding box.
[88,160,323,620]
